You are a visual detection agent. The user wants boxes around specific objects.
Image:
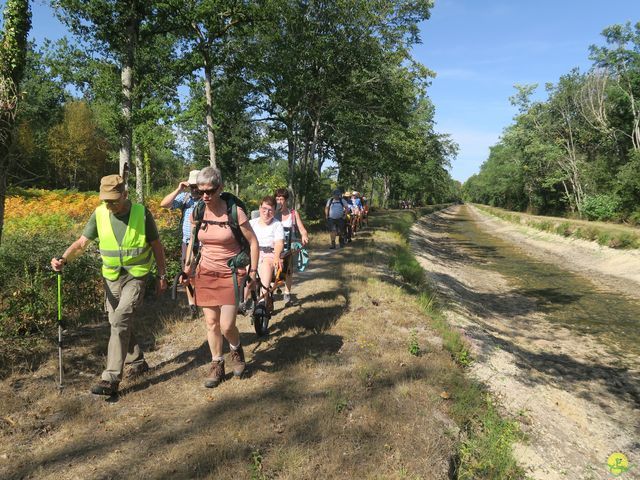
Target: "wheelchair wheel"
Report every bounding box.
[253,303,270,336]
[171,271,183,301]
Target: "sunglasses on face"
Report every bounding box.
[198,187,218,196]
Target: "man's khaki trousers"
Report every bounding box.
[101,272,147,383]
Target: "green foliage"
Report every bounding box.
[391,246,426,288]
[408,329,421,356]
[581,194,621,221]
[0,230,102,338]
[249,450,266,480]
[454,393,525,480]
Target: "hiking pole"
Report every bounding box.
[55,257,64,391]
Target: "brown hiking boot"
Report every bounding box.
[229,345,246,378]
[125,360,149,380]
[90,380,119,396]
[204,360,225,388]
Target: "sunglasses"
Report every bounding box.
[198,187,219,195]
[260,206,274,213]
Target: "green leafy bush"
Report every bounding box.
[0,231,103,337]
[581,194,620,221]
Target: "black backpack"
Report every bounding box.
[189,192,251,306]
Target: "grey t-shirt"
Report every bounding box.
[82,202,159,244]
[326,198,348,219]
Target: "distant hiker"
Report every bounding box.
[51,174,168,396]
[160,169,201,318]
[361,195,369,226]
[274,188,308,305]
[182,167,259,388]
[325,189,349,249]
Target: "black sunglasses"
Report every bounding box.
[198,187,218,195]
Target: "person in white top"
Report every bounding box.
[274,187,309,305]
[248,196,284,303]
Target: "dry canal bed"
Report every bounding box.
[411,204,640,480]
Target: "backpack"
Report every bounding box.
[328,198,346,218]
[188,192,251,306]
[279,208,298,251]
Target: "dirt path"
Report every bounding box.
[411,205,640,480]
[0,228,458,479]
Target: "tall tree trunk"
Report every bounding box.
[369,177,375,206]
[119,20,136,182]
[134,143,144,202]
[144,150,151,198]
[202,56,217,168]
[382,175,391,209]
[287,128,296,205]
[0,167,8,244]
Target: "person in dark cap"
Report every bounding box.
[51,174,168,396]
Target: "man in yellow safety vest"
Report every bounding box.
[51,174,168,396]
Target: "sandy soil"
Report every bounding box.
[411,205,640,480]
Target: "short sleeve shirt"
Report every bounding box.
[172,192,197,243]
[326,198,348,219]
[249,218,284,248]
[82,202,159,244]
[197,207,249,272]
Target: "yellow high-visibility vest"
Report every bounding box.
[95,203,153,280]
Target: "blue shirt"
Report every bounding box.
[172,192,198,243]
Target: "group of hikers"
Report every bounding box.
[50,168,368,396]
[325,188,369,249]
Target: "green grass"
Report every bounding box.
[476,204,640,250]
[376,208,525,480]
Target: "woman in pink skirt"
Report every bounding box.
[184,167,259,388]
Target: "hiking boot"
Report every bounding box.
[90,380,119,396]
[229,345,246,377]
[330,242,336,249]
[125,360,149,380]
[190,304,199,319]
[204,360,225,388]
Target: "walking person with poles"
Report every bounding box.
[51,174,168,396]
[160,169,201,318]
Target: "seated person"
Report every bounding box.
[247,196,284,304]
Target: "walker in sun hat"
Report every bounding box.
[99,174,125,200]
[187,169,200,186]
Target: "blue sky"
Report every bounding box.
[414,0,639,181]
[4,0,639,182]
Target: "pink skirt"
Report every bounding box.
[192,266,246,307]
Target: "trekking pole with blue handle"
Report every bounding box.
[55,257,64,391]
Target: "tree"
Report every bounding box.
[0,0,31,243]
[54,0,159,180]
[586,22,640,151]
[47,100,108,189]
